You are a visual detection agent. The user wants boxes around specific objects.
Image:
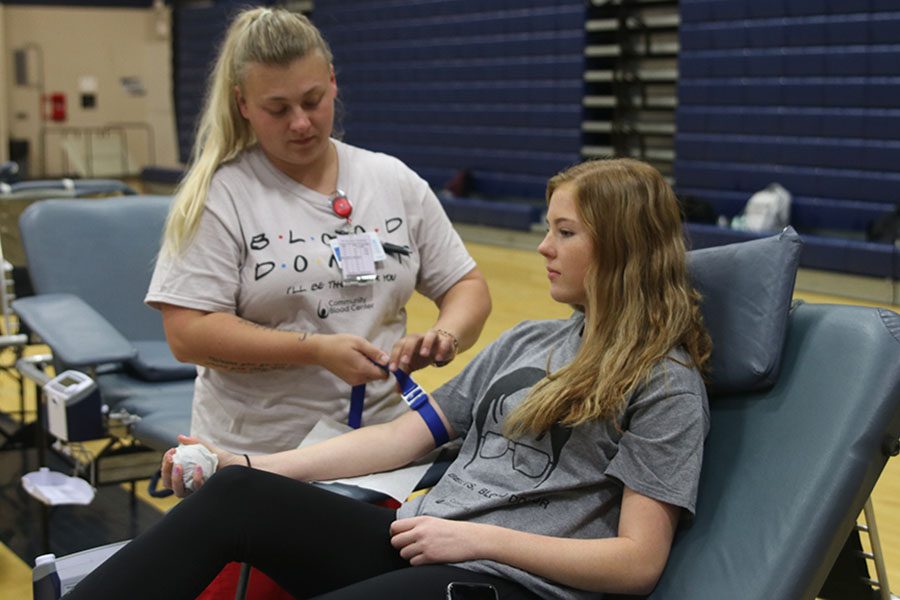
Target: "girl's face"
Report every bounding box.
[538,184,594,307]
[236,53,337,182]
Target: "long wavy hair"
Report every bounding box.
[505,158,712,437]
[163,7,334,254]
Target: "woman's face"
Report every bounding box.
[538,184,594,307]
[236,52,337,182]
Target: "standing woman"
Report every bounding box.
[71,158,712,599]
[146,7,491,454]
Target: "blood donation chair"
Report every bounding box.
[636,228,900,600]
[645,300,900,600]
[11,196,195,489]
[26,224,900,599]
[0,178,135,195]
[0,178,137,293]
[0,180,139,449]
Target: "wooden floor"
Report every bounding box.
[0,236,898,598]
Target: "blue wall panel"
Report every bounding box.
[170,0,584,207]
[316,0,585,199]
[172,1,273,163]
[676,2,900,212]
[172,4,233,163]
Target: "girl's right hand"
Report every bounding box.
[313,333,391,385]
[160,434,241,498]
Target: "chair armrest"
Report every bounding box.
[13,293,137,367]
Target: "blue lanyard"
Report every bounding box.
[348,370,449,446]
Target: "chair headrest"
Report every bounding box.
[688,227,803,395]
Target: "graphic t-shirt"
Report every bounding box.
[399,312,708,599]
[145,140,476,453]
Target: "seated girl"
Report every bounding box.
[66,158,711,600]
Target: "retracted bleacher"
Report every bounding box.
[316,0,585,229]
[676,0,900,284]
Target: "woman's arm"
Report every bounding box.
[390,487,681,595]
[389,267,492,371]
[160,304,389,385]
[164,397,456,496]
[252,408,450,481]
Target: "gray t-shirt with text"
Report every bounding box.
[145,141,475,453]
[398,312,708,599]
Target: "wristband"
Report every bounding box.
[392,369,450,446]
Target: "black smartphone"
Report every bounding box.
[446,581,500,600]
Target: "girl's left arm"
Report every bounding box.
[390,486,680,596]
[390,267,491,371]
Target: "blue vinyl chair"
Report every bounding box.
[624,228,900,599]
[0,178,137,274]
[12,196,194,475]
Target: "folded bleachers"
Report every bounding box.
[167,1,898,279]
[346,103,581,129]
[677,135,900,176]
[679,188,895,234]
[139,166,184,195]
[678,107,900,140]
[676,1,900,280]
[168,2,585,231]
[172,4,230,163]
[318,1,584,230]
[676,161,900,204]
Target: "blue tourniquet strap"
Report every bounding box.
[348,384,365,429]
[348,363,449,445]
[393,370,450,446]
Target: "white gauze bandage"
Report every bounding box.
[173,444,219,491]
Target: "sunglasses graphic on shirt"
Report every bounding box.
[477,431,552,479]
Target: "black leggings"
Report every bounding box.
[66,466,539,599]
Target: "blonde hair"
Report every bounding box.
[163,7,334,254]
[505,158,712,437]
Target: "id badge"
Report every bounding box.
[330,233,378,284]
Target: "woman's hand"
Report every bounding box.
[389,329,459,373]
[389,516,481,565]
[313,333,391,385]
[160,434,242,497]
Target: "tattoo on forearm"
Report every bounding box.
[209,321,311,371]
[237,318,311,343]
[238,320,275,332]
[206,355,291,373]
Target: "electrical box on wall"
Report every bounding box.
[78,76,98,111]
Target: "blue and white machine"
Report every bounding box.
[43,370,104,442]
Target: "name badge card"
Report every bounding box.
[330,234,377,284]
